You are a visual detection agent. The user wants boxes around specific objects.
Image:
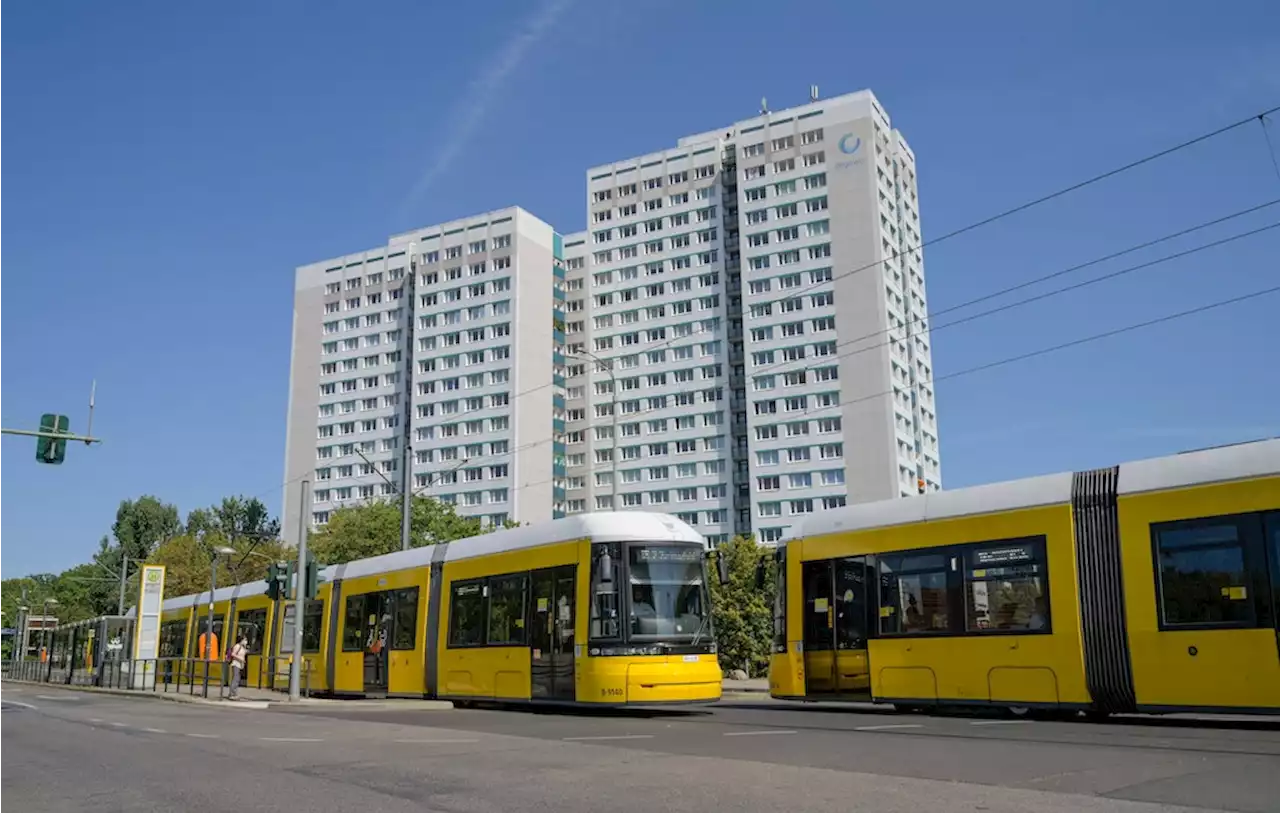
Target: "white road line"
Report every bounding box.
[855,723,923,731]
[723,729,797,737]
[109,722,129,728]
[971,719,1033,726]
[186,733,221,739]
[89,718,104,723]
[392,738,480,744]
[2,700,40,710]
[142,728,167,734]
[36,695,77,701]
[259,737,323,743]
[562,734,654,741]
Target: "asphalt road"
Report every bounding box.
[3,685,1277,813]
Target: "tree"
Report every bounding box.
[147,534,293,600]
[186,496,280,541]
[111,496,183,560]
[708,535,776,678]
[309,495,519,565]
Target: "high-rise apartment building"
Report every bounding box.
[283,89,938,546]
[282,207,568,543]
[568,89,939,544]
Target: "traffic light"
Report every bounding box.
[36,414,70,465]
[265,563,281,601]
[304,556,319,600]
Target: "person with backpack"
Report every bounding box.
[226,635,249,700]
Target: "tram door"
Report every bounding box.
[530,565,576,701]
[1267,513,1280,660]
[361,593,391,695]
[803,557,873,697]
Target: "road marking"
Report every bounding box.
[142,728,167,734]
[855,723,923,731]
[109,722,129,728]
[393,738,480,744]
[186,733,220,739]
[562,734,654,741]
[1,700,39,711]
[723,729,797,737]
[971,719,1033,726]
[36,695,77,701]
[89,718,104,723]
[259,737,323,743]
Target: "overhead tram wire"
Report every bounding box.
[745,216,1280,382]
[506,283,1280,495]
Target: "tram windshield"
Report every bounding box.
[626,544,710,641]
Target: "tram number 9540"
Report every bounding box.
[600,687,625,698]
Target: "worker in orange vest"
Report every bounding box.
[197,629,220,661]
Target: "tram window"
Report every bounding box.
[834,559,870,649]
[342,596,366,651]
[449,581,487,647]
[159,620,187,658]
[878,554,951,635]
[487,575,528,645]
[963,538,1049,633]
[391,588,420,650]
[1155,516,1256,628]
[235,608,269,654]
[302,599,325,653]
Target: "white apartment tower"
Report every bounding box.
[282,207,568,543]
[284,89,938,546]
[569,89,939,544]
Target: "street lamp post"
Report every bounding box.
[14,604,29,667]
[566,350,618,509]
[202,545,236,698]
[41,597,58,681]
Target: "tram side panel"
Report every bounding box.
[435,539,582,702]
[1118,475,1280,714]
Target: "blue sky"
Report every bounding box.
[4,0,1278,576]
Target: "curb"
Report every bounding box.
[4,680,454,711]
[3,680,270,710]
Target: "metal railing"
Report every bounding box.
[6,655,311,699]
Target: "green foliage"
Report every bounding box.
[4,493,289,619]
[147,534,292,599]
[709,535,776,678]
[309,495,520,565]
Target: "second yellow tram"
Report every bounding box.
[769,438,1280,716]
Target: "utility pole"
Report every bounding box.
[289,478,310,701]
[117,556,130,616]
[400,245,419,551]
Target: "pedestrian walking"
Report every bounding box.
[227,635,248,700]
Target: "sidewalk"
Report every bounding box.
[721,678,770,695]
[6,677,769,708]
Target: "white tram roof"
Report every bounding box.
[142,511,704,615]
[784,437,1280,543]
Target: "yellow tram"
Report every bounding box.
[768,438,1280,716]
[151,511,722,705]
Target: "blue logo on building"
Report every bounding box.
[838,134,862,155]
